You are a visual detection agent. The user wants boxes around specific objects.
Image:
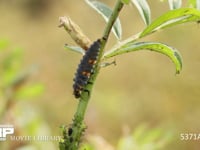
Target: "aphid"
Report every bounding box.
[73,39,101,98]
[68,127,73,136]
[69,137,73,143]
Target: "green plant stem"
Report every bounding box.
[60,1,124,150]
[75,0,124,120]
[103,1,124,41]
[74,0,124,125]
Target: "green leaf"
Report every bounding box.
[85,0,122,40]
[117,135,136,150]
[139,128,163,144]
[2,48,23,69]
[132,124,148,141]
[168,0,182,10]
[155,131,173,149]
[0,39,9,51]
[15,83,44,100]
[121,0,131,4]
[104,41,182,74]
[64,45,85,55]
[131,0,151,25]
[140,8,200,38]
[1,48,23,87]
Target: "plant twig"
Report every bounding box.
[59,1,124,150]
[59,16,92,50]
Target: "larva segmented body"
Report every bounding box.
[73,39,101,98]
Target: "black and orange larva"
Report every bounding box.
[73,39,101,98]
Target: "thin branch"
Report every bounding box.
[59,16,92,50]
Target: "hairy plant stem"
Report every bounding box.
[60,1,124,150]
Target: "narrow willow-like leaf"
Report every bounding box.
[140,8,200,38]
[104,42,182,74]
[64,45,85,55]
[131,0,151,25]
[85,0,122,40]
[121,0,131,4]
[168,0,182,10]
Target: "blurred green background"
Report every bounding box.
[0,0,200,149]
